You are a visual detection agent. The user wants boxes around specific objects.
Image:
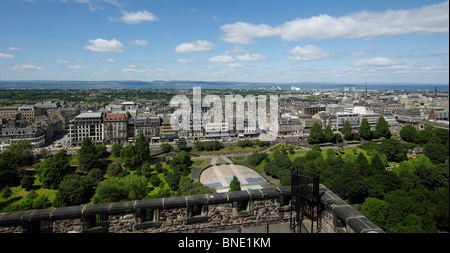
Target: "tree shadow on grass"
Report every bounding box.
[0,196,22,211]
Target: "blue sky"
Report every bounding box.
[0,0,448,84]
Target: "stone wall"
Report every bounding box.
[0,185,384,233]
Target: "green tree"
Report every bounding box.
[414,129,433,145]
[249,152,268,166]
[423,142,447,164]
[371,153,385,175]
[361,197,389,230]
[1,186,12,201]
[333,161,367,203]
[307,122,324,144]
[5,140,34,167]
[179,176,215,195]
[87,168,105,186]
[413,155,444,190]
[107,162,123,177]
[359,118,372,141]
[333,133,343,143]
[194,141,203,151]
[92,174,149,204]
[170,151,193,176]
[323,125,335,143]
[20,174,35,191]
[400,124,417,143]
[229,176,241,192]
[365,171,401,199]
[342,120,353,141]
[137,162,153,178]
[427,187,449,232]
[78,137,99,172]
[53,174,94,207]
[135,134,150,164]
[161,143,172,153]
[119,144,140,169]
[111,143,123,157]
[177,137,187,151]
[0,151,19,188]
[150,175,162,187]
[38,150,74,189]
[374,116,391,139]
[273,152,292,170]
[378,139,407,162]
[356,152,371,177]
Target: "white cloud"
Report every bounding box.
[67,65,86,70]
[8,47,24,51]
[105,58,115,63]
[122,64,139,72]
[122,64,164,73]
[0,52,15,59]
[75,0,98,12]
[354,57,400,67]
[220,22,277,44]
[130,39,149,46]
[55,59,69,64]
[121,10,158,24]
[175,40,215,54]
[288,45,330,61]
[177,59,195,64]
[220,2,449,44]
[235,53,267,62]
[224,46,247,54]
[208,55,234,63]
[226,63,244,68]
[11,64,43,71]
[84,38,124,52]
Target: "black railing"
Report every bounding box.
[290,170,320,233]
[291,170,319,200]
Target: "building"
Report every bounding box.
[17,106,44,120]
[103,112,128,145]
[360,113,382,130]
[160,116,177,141]
[0,106,18,117]
[278,118,302,136]
[335,112,361,131]
[0,127,46,151]
[134,116,161,143]
[69,111,104,146]
[300,105,326,116]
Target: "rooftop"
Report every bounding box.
[75,111,103,119]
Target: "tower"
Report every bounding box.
[435,86,437,97]
[364,82,368,98]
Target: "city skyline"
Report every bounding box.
[0,0,448,84]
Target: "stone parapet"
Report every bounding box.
[0,185,383,233]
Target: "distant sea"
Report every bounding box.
[0,80,448,92]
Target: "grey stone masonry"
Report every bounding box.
[0,185,384,233]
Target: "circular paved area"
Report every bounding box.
[200,163,268,193]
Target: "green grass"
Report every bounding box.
[192,158,207,168]
[200,145,261,154]
[231,155,247,162]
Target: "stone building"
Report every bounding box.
[134,116,161,143]
[68,111,104,146]
[103,112,128,145]
[0,127,46,151]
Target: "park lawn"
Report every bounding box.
[200,145,261,154]
[192,158,207,168]
[231,155,247,162]
[69,154,118,163]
